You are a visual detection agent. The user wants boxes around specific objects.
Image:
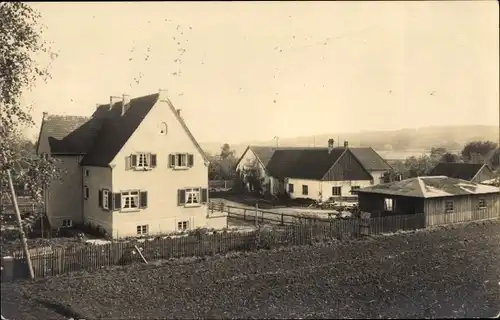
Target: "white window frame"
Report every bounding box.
[136,224,149,235]
[175,153,188,168]
[121,190,140,211]
[384,198,394,211]
[177,221,189,231]
[84,185,89,200]
[136,153,151,169]
[288,183,294,193]
[102,190,109,210]
[185,188,201,207]
[62,219,72,228]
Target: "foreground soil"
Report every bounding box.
[2,220,500,319]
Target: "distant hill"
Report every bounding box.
[200,125,499,160]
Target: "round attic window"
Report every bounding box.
[159,122,168,135]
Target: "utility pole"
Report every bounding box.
[7,169,34,279]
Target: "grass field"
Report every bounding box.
[2,219,499,320]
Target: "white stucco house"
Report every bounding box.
[36,90,226,238]
[235,140,394,201]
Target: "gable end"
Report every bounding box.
[322,149,374,181]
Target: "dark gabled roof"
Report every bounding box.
[249,146,278,167]
[358,176,500,198]
[37,91,208,167]
[36,114,102,155]
[349,147,393,171]
[80,93,159,166]
[429,163,485,181]
[266,148,350,180]
[266,149,307,178]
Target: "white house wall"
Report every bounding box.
[236,149,270,192]
[109,98,210,238]
[45,155,83,228]
[82,166,113,236]
[285,178,373,201]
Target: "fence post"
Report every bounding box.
[255,203,259,226]
[281,213,284,226]
[243,209,247,220]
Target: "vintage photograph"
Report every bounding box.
[1,1,499,319]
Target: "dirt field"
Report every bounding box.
[2,220,499,319]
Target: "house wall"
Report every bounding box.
[82,166,113,236]
[471,166,496,183]
[424,193,500,226]
[109,99,212,238]
[236,149,270,193]
[370,170,387,185]
[45,155,83,228]
[358,193,425,216]
[286,178,373,201]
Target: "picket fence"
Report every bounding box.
[2,207,498,281]
[3,212,428,281]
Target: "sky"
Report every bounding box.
[21,1,499,144]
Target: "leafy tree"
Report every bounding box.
[0,3,63,229]
[403,155,435,178]
[489,148,500,170]
[440,152,460,163]
[220,143,234,160]
[460,140,497,162]
[240,158,265,193]
[207,144,237,180]
[430,147,461,164]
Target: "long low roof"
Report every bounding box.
[358,176,500,198]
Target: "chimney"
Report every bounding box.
[344,141,349,148]
[42,112,48,119]
[328,138,334,153]
[176,109,181,117]
[109,95,120,111]
[121,94,131,116]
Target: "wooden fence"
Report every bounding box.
[2,202,498,282]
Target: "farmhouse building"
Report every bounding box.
[36,90,226,238]
[357,176,500,225]
[429,162,496,184]
[235,140,394,201]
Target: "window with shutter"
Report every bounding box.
[140,191,148,208]
[178,189,186,206]
[131,154,137,168]
[107,192,113,210]
[113,193,121,210]
[102,190,110,210]
[201,188,208,203]
[169,154,175,168]
[188,154,194,167]
[98,190,103,207]
[151,154,157,167]
[171,153,190,169]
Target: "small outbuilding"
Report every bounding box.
[357,176,500,226]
